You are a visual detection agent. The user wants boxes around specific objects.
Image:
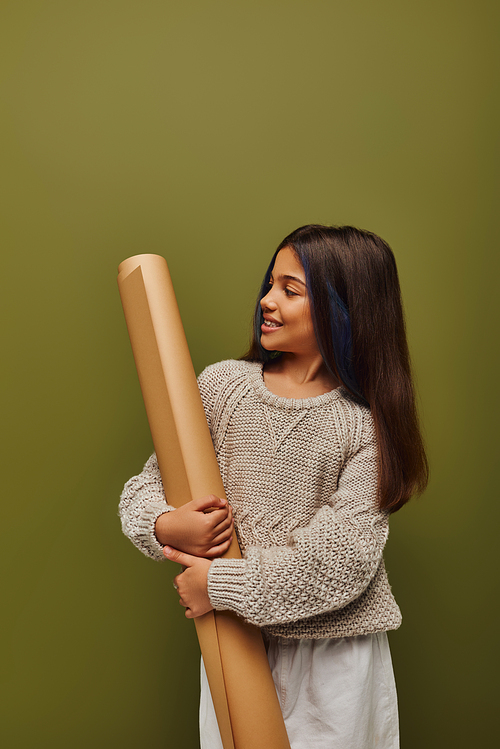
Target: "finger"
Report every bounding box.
[204,536,233,558]
[212,512,233,534]
[209,520,233,544]
[211,525,233,546]
[163,546,196,566]
[194,494,226,512]
[212,508,234,533]
[205,507,230,527]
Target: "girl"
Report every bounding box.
[119,225,428,749]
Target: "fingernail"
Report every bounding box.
[164,546,172,556]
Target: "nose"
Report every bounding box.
[260,288,277,311]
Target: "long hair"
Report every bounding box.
[242,224,428,513]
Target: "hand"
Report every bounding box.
[164,546,213,618]
[155,495,233,558]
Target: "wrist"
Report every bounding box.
[154,511,174,546]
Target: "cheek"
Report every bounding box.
[299,305,314,331]
[299,310,316,343]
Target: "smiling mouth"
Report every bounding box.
[263,320,282,328]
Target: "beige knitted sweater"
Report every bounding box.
[119,359,402,639]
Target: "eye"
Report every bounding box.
[284,287,298,297]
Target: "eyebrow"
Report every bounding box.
[272,273,306,287]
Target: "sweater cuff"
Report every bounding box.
[136,501,175,561]
[207,558,249,615]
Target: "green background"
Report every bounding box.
[1,1,498,747]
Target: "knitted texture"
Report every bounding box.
[119,359,402,639]
[119,453,175,561]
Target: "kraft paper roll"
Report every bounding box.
[118,254,290,749]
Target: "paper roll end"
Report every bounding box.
[118,253,167,280]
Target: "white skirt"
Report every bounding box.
[200,632,399,749]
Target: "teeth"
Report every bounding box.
[264,320,281,328]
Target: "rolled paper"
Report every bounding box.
[118,254,290,749]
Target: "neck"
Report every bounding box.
[278,352,329,383]
[264,352,340,397]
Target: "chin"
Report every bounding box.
[261,339,279,353]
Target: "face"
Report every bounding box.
[260,246,319,357]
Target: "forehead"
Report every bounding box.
[272,246,305,281]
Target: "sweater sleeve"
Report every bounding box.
[207,411,389,627]
[118,453,174,561]
[117,363,224,560]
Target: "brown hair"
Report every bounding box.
[243,224,428,512]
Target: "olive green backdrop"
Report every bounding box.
[1,1,498,747]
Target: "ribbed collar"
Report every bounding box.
[246,361,347,410]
